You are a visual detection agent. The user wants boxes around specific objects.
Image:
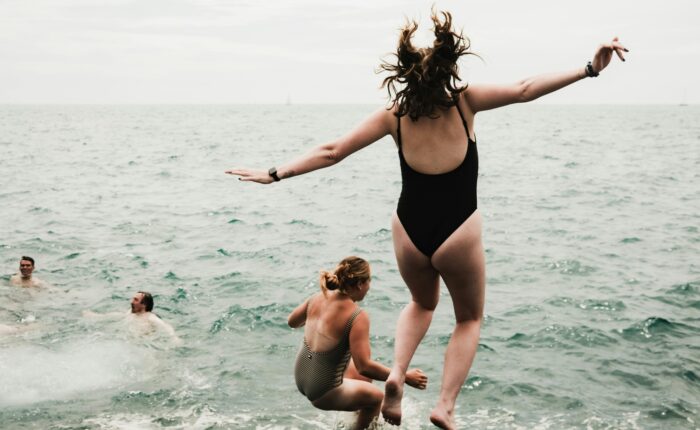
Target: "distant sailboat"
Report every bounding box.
[679,88,688,106]
[286,94,292,106]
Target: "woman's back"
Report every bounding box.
[304,292,359,353]
[394,103,475,175]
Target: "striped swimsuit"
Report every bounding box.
[294,307,362,402]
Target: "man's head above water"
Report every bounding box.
[19,256,35,279]
[130,291,154,314]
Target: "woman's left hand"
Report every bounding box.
[592,37,629,74]
[405,368,428,390]
[225,168,274,184]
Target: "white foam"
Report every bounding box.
[0,339,154,406]
[83,408,296,430]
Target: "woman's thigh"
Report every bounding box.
[391,212,441,309]
[312,379,382,411]
[431,211,486,322]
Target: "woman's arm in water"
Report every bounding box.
[464,37,629,113]
[226,107,394,183]
[349,311,428,389]
[287,297,312,328]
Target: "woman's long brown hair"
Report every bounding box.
[380,10,476,121]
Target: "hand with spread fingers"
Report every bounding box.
[405,368,429,390]
[225,168,274,184]
[592,37,629,75]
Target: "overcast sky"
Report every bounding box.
[1,0,697,104]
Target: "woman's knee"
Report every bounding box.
[350,385,383,410]
[407,281,440,310]
[363,385,383,407]
[411,296,438,312]
[455,311,483,325]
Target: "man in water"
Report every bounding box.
[9,256,48,288]
[83,291,182,345]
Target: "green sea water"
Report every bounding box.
[0,104,699,429]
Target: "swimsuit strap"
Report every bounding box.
[342,307,363,338]
[400,98,472,148]
[396,112,403,149]
[453,94,471,139]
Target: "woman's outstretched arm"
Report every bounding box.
[464,37,629,113]
[349,311,428,389]
[226,107,394,184]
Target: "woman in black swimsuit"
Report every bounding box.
[228,10,627,429]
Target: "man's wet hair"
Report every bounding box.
[138,291,154,312]
[20,256,35,266]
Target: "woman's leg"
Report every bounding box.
[312,379,384,430]
[429,211,486,430]
[382,212,441,425]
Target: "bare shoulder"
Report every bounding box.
[352,308,369,326]
[458,89,477,117]
[379,104,397,124]
[307,292,324,308]
[380,104,398,127]
[364,105,397,135]
[375,104,399,142]
[348,308,370,336]
[147,312,164,323]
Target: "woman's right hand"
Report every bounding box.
[405,368,428,390]
[225,168,274,184]
[591,37,628,74]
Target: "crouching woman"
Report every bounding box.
[288,256,427,429]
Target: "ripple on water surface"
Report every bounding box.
[506,324,618,349]
[619,317,695,341]
[209,303,290,334]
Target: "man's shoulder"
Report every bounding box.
[146,312,163,322]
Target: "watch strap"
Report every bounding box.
[268,167,281,182]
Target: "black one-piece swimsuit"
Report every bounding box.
[396,102,478,257]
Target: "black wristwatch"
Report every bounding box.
[585,61,599,78]
[268,167,281,182]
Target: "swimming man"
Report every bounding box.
[83,291,182,344]
[9,256,48,288]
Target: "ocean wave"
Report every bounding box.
[619,317,695,341]
[546,297,626,312]
[209,303,290,334]
[547,259,597,276]
[505,324,617,349]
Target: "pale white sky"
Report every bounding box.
[1,0,697,104]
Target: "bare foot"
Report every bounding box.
[381,379,403,426]
[429,406,455,430]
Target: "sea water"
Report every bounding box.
[0,104,698,429]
